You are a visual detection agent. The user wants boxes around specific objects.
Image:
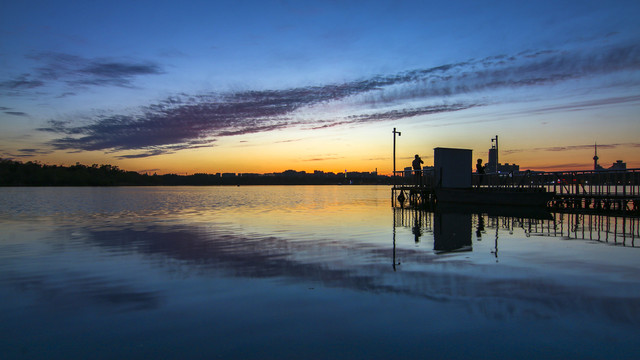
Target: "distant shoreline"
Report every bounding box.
[0,159,392,186]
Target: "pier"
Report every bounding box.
[392,168,640,214]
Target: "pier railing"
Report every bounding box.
[394,168,640,192]
[392,168,640,213]
[535,169,640,197]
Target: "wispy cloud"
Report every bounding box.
[503,142,640,155]
[536,163,588,170]
[0,52,163,95]
[0,105,27,116]
[2,148,53,159]
[4,111,28,116]
[18,148,51,154]
[31,52,163,87]
[302,156,343,162]
[345,104,478,123]
[0,74,44,92]
[116,150,168,159]
[274,138,305,144]
[38,42,640,158]
[505,95,640,116]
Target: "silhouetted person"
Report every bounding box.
[412,211,422,243]
[397,191,406,208]
[476,158,485,187]
[412,154,423,186]
[476,215,485,239]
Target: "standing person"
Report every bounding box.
[412,154,424,186]
[476,158,485,187]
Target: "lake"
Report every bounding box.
[1,186,639,359]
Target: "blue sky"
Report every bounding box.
[1,0,639,174]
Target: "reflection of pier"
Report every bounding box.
[393,168,640,214]
[393,206,639,250]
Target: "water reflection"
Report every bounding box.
[434,211,472,253]
[4,271,161,312]
[2,187,640,359]
[394,205,639,252]
[390,206,640,327]
[10,207,637,325]
[67,222,640,324]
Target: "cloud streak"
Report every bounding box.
[4,111,28,116]
[502,142,640,155]
[0,52,163,95]
[2,148,53,159]
[39,42,640,158]
[0,75,44,91]
[31,52,163,87]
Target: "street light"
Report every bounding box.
[393,128,401,180]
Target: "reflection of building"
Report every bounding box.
[434,211,472,253]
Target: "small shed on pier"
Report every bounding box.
[434,147,472,188]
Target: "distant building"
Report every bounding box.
[403,165,434,178]
[497,162,520,173]
[593,143,626,171]
[609,160,626,171]
[484,145,520,174]
[487,147,498,173]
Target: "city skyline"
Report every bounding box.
[1,0,639,175]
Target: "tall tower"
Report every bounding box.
[486,135,498,173]
[593,143,599,170]
[487,148,497,173]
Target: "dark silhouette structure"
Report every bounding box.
[476,158,485,174]
[476,158,485,187]
[412,154,423,185]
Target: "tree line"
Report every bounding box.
[0,159,392,186]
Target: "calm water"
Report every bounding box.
[1,186,638,359]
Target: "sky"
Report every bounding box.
[1,0,639,175]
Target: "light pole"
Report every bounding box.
[392,128,401,180]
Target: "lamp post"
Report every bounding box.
[392,128,401,180]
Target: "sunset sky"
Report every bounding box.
[1,0,639,175]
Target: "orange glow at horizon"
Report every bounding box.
[26,140,639,176]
